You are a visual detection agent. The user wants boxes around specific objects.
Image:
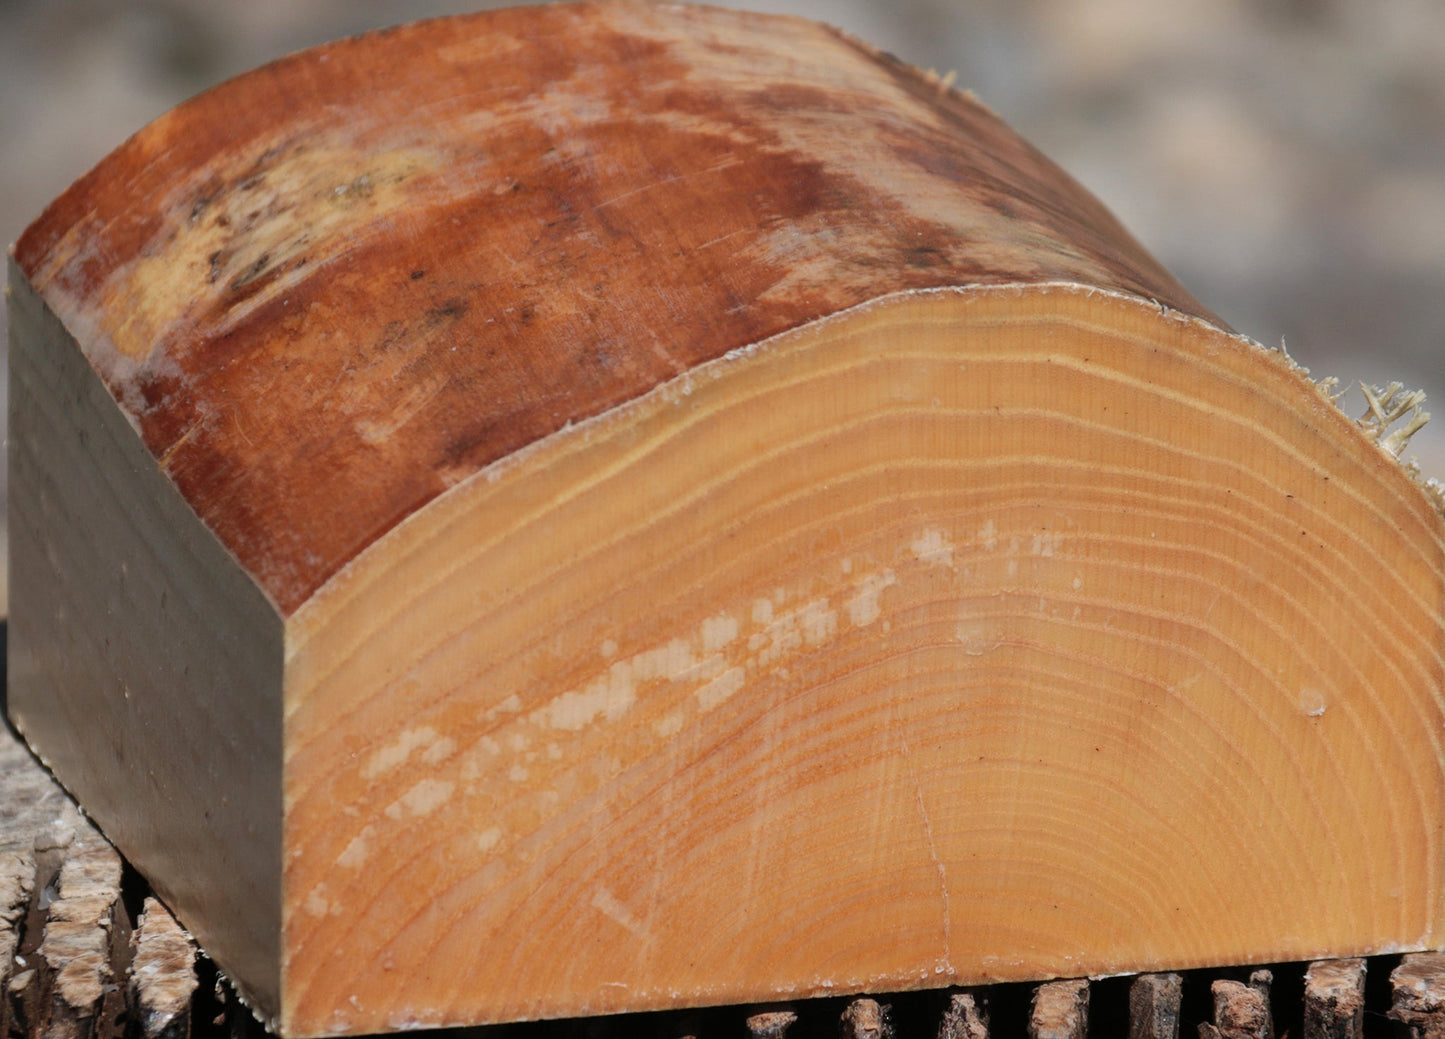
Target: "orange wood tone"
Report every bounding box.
[282,286,1445,1034]
[7,4,1444,1037]
[14,1,1209,614]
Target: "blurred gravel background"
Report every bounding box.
[2,0,1442,612]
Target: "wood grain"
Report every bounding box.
[6,3,1444,1036]
[129,897,198,1039]
[281,287,1444,1032]
[13,1,1212,615]
[1200,981,1272,1039]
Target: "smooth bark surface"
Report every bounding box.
[14,2,1211,616]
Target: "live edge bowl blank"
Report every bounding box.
[7,3,1445,1035]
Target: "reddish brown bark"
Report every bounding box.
[15,1,1213,614]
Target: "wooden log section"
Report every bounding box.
[6,2,1445,1036]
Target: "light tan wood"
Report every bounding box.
[1030,979,1089,1039]
[0,728,204,1039]
[129,898,198,1039]
[1392,954,1445,1039]
[6,4,1444,1037]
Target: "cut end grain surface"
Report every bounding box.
[282,286,1445,1034]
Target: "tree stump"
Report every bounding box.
[1,723,199,1039]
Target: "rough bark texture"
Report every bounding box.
[2,725,73,1039]
[1200,980,1273,1039]
[1129,974,1183,1039]
[1391,954,1445,1039]
[2,725,205,1039]
[36,828,126,1039]
[939,994,990,1039]
[1248,971,1275,1039]
[748,1011,799,1039]
[1029,980,1088,1039]
[1,729,122,1039]
[842,1000,891,1039]
[1303,959,1364,1039]
[128,898,197,1039]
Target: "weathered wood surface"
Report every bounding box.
[8,3,1445,1036]
[1,724,201,1039]
[1029,980,1088,1039]
[942,994,988,1039]
[841,999,890,1039]
[1200,977,1273,1039]
[746,1010,799,1039]
[1303,958,1364,1039]
[1129,974,1182,1039]
[3,717,83,1039]
[939,994,989,1039]
[1390,954,1445,1039]
[34,825,126,1039]
[13,2,1213,617]
[129,898,197,1039]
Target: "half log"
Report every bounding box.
[7,3,1444,1036]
